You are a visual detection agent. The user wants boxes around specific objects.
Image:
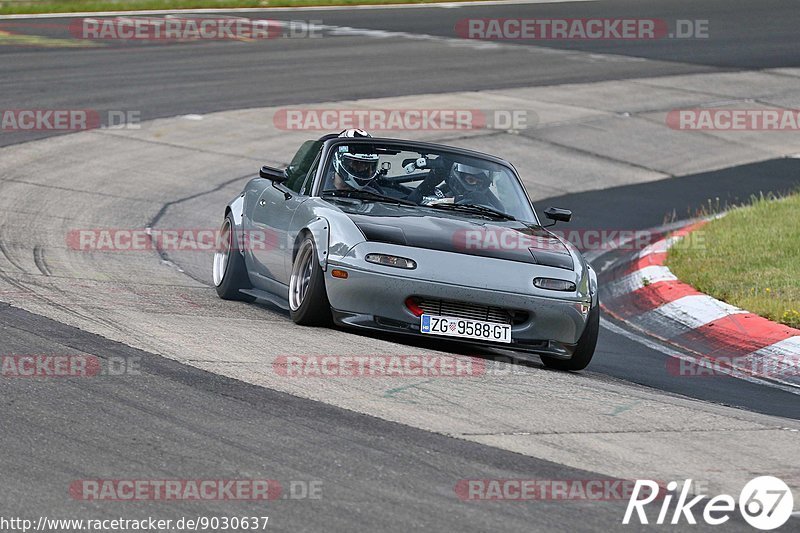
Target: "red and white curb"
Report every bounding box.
[599,220,800,385]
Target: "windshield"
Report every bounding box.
[319,142,537,222]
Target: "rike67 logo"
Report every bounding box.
[623,477,794,530]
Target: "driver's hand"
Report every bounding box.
[418,172,442,195]
[426,156,448,172]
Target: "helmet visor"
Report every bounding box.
[451,163,491,192]
[344,158,378,182]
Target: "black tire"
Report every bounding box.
[288,235,332,326]
[541,303,599,371]
[213,212,256,302]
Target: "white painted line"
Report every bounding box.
[0,0,597,20]
[637,238,669,258]
[627,264,677,286]
[638,234,687,258]
[606,265,676,299]
[600,317,800,395]
[652,294,746,330]
[321,23,504,50]
[586,219,698,264]
[257,19,646,59]
[723,336,800,387]
[748,336,800,358]
[637,225,701,259]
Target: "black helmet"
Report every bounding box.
[448,162,492,196]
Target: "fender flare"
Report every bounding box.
[302,216,330,271]
[587,263,599,307]
[227,193,245,230]
[225,193,246,255]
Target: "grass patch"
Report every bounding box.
[0,0,477,15]
[667,192,800,329]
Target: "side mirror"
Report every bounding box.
[259,165,287,183]
[544,207,572,224]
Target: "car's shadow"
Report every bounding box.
[252,297,552,372]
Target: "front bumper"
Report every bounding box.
[324,244,593,356]
[330,309,579,359]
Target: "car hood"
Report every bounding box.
[334,201,574,270]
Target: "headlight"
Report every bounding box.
[365,253,417,269]
[533,278,576,291]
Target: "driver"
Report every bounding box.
[410,160,504,209]
[329,129,383,193]
[445,162,504,211]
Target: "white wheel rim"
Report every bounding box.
[212,218,231,287]
[289,240,314,311]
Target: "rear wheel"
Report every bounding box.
[289,236,332,326]
[213,213,256,302]
[541,304,599,371]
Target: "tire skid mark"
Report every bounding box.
[0,265,124,334]
[33,245,52,276]
[147,171,258,286]
[0,238,29,274]
[43,282,129,333]
[0,268,33,298]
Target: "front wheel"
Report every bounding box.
[541,303,599,371]
[288,236,332,326]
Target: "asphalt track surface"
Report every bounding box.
[1,302,636,532]
[1,1,800,531]
[1,0,800,147]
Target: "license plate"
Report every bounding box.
[420,314,512,343]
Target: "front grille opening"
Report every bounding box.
[413,297,528,325]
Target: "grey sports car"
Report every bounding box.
[213,135,598,370]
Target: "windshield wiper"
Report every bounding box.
[427,202,516,220]
[322,189,417,206]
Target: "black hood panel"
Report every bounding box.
[335,202,574,270]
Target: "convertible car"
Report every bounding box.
[213,134,598,370]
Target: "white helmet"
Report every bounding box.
[334,148,380,190]
[338,128,371,138]
[334,130,379,190]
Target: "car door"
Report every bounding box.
[249,142,322,289]
[283,154,324,280]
